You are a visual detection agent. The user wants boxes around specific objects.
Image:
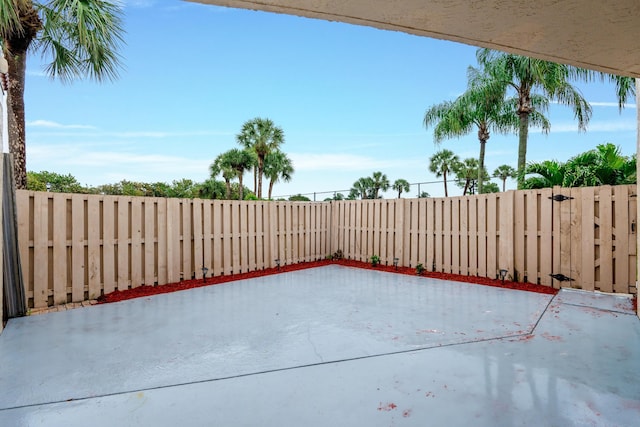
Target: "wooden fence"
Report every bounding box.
[15,184,637,309]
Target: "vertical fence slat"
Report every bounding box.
[102,197,116,294]
[451,198,460,274]
[157,198,168,284]
[33,193,48,308]
[71,196,85,302]
[514,191,525,280]
[468,196,477,276]
[525,191,539,284]
[144,199,156,286]
[499,191,514,280]
[614,185,630,293]
[87,196,101,299]
[539,188,553,287]
[569,187,583,289]
[117,198,129,290]
[580,187,595,291]
[477,196,487,277]
[52,194,67,304]
[599,187,614,292]
[486,194,498,279]
[130,198,142,288]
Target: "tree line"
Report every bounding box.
[423,48,635,194]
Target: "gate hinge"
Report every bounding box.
[549,194,574,202]
[549,273,574,282]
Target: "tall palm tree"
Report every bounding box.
[236,117,285,198]
[263,150,294,200]
[424,69,527,192]
[392,178,410,198]
[1,0,124,189]
[211,152,239,200]
[493,164,516,192]
[370,171,390,198]
[429,149,460,197]
[477,49,592,189]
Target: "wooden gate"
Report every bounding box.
[550,185,637,292]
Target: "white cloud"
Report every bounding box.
[590,101,636,109]
[27,120,96,129]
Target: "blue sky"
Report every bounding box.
[20,0,637,198]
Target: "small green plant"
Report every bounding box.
[370,255,380,266]
[332,249,344,260]
[416,263,425,275]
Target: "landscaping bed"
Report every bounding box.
[97,258,558,304]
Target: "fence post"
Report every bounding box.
[499,190,515,280]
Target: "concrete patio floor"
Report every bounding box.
[0,265,638,426]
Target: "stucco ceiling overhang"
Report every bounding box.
[187,0,640,78]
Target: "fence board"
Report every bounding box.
[580,187,596,291]
[451,198,460,274]
[525,191,539,284]
[102,197,116,294]
[130,198,142,288]
[71,196,84,302]
[514,191,525,280]
[599,187,614,292]
[459,198,468,275]
[52,194,67,304]
[614,185,630,293]
[539,188,553,287]
[468,196,477,276]
[32,193,48,308]
[144,199,156,286]
[87,197,101,299]
[477,196,487,277]
[486,195,497,279]
[569,187,583,289]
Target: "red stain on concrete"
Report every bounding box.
[377,402,398,412]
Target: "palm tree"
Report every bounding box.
[477,49,592,189]
[263,150,294,200]
[424,69,525,192]
[522,160,565,189]
[370,171,390,198]
[428,149,460,197]
[493,165,516,191]
[210,154,236,199]
[351,176,374,199]
[236,117,285,198]
[392,178,410,198]
[453,157,482,195]
[1,1,124,189]
[221,148,256,200]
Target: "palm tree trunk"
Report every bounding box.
[225,179,231,200]
[268,180,274,200]
[502,177,506,192]
[517,113,530,189]
[238,174,244,200]
[253,165,257,195]
[478,139,486,193]
[5,44,28,189]
[443,170,448,197]
[257,158,264,199]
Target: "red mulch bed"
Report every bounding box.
[97,259,559,304]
